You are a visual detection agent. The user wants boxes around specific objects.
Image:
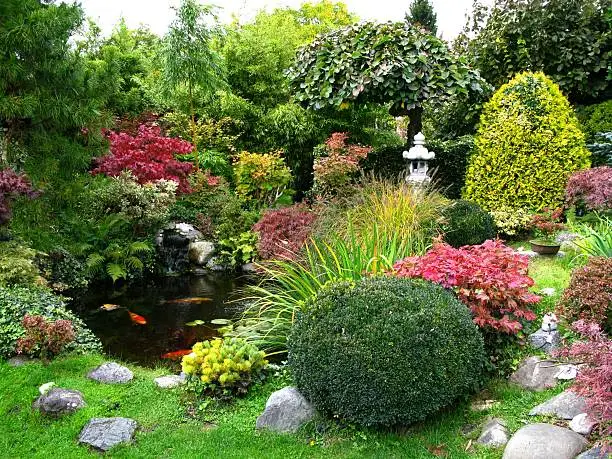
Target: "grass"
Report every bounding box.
[527,255,573,316]
[0,353,578,459]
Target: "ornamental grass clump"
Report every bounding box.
[288,277,485,427]
[181,337,267,397]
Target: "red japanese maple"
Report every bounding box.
[93,125,194,193]
[392,239,539,334]
[0,168,38,225]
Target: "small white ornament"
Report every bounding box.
[39,382,56,395]
[542,312,558,332]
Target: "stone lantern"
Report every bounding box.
[403,132,434,184]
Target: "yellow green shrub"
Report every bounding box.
[489,206,533,237]
[463,72,590,211]
[181,337,267,396]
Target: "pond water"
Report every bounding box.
[68,273,251,366]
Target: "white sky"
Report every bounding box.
[78,0,486,40]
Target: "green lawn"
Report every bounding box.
[0,353,573,459]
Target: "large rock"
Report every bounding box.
[576,446,610,459]
[154,375,185,389]
[502,423,587,459]
[569,413,597,435]
[256,386,315,434]
[88,362,133,384]
[188,241,215,266]
[477,418,509,448]
[33,388,85,417]
[528,329,560,355]
[529,390,587,420]
[78,417,137,452]
[7,355,34,367]
[509,356,574,391]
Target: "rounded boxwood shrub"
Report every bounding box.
[463,72,590,211]
[288,276,485,427]
[441,200,496,247]
[0,286,101,358]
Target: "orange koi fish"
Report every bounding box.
[162,297,213,304]
[160,349,193,360]
[128,311,147,325]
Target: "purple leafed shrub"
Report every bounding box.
[565,166,612,212]
[0,168,38,225]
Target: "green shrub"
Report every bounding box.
[288,277,485,427]
[0,286,101,358]
[576,101,612,142]
[36,246,89,292]
[428,135,474,199]
[218,231,258,267]
[181,337,267,397]
[233,150,293,206]
[441,200,496,247]
[464,72,590,211]
[0,241,41,287]
[490,206,533,237]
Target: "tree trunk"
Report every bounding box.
[188,83,199,172]
[406,106,423,147]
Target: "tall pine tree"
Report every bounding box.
[406,0,438,35]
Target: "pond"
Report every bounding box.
[68,273,252,366]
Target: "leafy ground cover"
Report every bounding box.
[0,353,570,459]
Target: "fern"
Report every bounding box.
[106,263,127,283]
[128,241,153,255]
[86,253,105,274]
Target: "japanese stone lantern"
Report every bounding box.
[403,132,435,184]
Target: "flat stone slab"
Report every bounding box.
[502,423,587,459]
[88,362,133,384]
[256,386,315,433]
[529,390,587,420]
[78,417,137,452]
[154,375,185,389]
[477,418,509,448]
[509,356,574,391]
[528,329,560,355]
[33,388,85,417]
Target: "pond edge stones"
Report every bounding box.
[528,390,587,420]
[33,388,86,417]
[509,356,575,391]
[502,423,587,459]
[88,362,133,384]
[78,417,138,452]
[476,418,509,448]
[256,386,315,433]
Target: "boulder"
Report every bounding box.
[88,362,133,384]
[206,256,231,272]
[174,223,203,241]
[256,386,315,434]
[477,418,509,448]
[154,375,185,389]
[529,390,587,420]
[502,423,587,459]
[78,417,137,452]
[188,241,215,266]
[509,356,561,391]
[7,355,34,367]
[576,446,610,459]
[528,329,560,355]
[569,413,597,436]
[33,388,85,417]
[241,263,259,275]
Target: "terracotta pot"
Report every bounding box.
[529,240,561,255]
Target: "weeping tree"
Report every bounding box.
[287,21,488,144]
[160,0,225,169]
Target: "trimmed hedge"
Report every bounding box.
[464,72,590,211]
[0,287,101,358]
[288,276,485,427]
[441,200,496,247]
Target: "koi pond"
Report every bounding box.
[68,273,251,366]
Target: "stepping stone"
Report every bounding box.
[528,329,560,355]
[529,390,587,420]
[79,417,137,452]
[476,418,509,448]
[7,355,34,367]
[154,375,185,389]
[509,356,574,391]
[88,362,133,384]
[256,386,315,433]
[502,423,587,459]
[576,446,610,459]
[33,388,85,417]
[569,413,597,435]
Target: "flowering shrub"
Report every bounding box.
[557,257,612,332]
[181,337,267,397]
[313,133,371,197]
[555,321,611,442]
[16,314,75,362]
[92,125,194,193]
[393,239,539,334]
[489,206,533,237]
[565,166,612,212]
[0,168,38,225]
[233,150,292,206]
[530,207,565,242]
[253,205,317,260]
